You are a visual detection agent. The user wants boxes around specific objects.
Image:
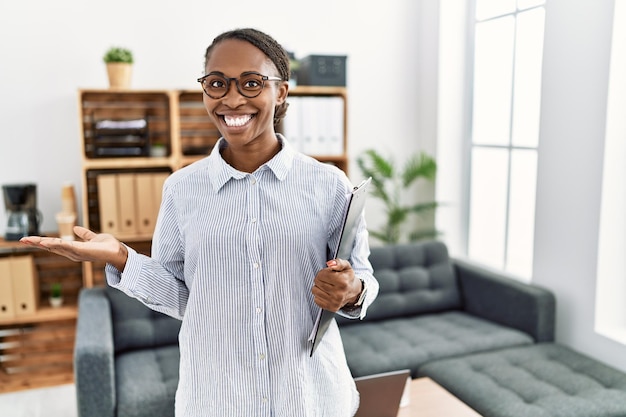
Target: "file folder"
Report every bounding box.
[309,177,372,356]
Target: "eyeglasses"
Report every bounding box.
[197,71,283,99]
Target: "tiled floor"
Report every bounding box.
[0,384,77,417]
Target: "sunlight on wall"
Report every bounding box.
[595,0,626,345]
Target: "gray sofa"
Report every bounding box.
[73,240,626,417]
[74,285,181,417]
[337,241,555,378]
[419,343,626,417]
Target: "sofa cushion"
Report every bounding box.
[342,241,461,325]
[106,286,181,354]
[340,311,533,378]
[419,343,626,417]
[115,345,180,417]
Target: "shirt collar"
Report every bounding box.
[208,134,295,192]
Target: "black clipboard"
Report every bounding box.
[308,177,372,356]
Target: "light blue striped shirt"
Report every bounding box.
[106,136,378,417]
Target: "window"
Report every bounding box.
[466,0,546,279]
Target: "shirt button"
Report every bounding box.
[262,397,268,403]
[256,307,262,314]
[250,178,257,185]
[251,217,257,223]
[259,353,266,360]
[253,262,260,269]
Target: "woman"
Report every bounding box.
[21,28,378,417]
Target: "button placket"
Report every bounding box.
[245,173,271,409]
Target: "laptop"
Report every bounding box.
[354,369,411,417]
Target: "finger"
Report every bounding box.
[315,271,350,293]
[326,258,351,272]
[73,226,97,241]
[311,285,342,310]
[20,236,43,245]
[21,236,59,252]
[38,237,69,250]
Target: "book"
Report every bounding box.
[309,177,372,356]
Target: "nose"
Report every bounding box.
[222,79,246,106]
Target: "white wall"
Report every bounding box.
[533,0,626,372]
[0,0,433,236]
[596,0,626,346]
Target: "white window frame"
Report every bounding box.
[463,0,546,280]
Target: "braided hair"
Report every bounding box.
[203,28,290,127]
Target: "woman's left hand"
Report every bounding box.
[312,258,362,312]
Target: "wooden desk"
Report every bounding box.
[397,377,482,417]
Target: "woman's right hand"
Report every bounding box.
[20,225,128,271]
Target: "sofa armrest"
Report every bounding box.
[74,287,116,417]
[453,258,556,342]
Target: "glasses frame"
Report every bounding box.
[197,71,283,99]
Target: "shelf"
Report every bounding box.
[82,156,173,170]
[0,241,34,255]
[290,85,347,96]
[0,305,77,326]
[180,155,208,167]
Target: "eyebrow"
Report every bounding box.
[204,71,265,77]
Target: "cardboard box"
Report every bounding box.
[0,256,39,318]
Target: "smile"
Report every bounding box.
[223,114,254,127]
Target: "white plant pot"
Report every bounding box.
[49,297,64,308]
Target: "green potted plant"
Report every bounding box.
[357,149,440,244]
[103,46,134,89]
[49,282,63,308]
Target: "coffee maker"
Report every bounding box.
[2,183,40,241]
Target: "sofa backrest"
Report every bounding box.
[105,286,181,354]
[339,240,461,325]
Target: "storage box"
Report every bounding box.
[0,256,39,318]
[297,55,347,86]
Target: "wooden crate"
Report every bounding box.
[0,319,75,392]
[80,91,171,159]
[178,91,221,156]
[32,250,83,308]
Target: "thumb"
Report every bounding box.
[73,225,97,241]
[326,258,351,272]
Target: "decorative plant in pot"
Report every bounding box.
[103,46,134,89]
[49,283,63,308]
[356,149,440,244]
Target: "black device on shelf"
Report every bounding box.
[298,55,347,86]
[91,118,150,158]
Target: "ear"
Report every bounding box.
[275,81,289,105]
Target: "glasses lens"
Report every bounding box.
[237,74,265,98]
[201,74,229,98]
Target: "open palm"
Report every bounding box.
[20,226,126,268]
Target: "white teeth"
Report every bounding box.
[224,115,252,127]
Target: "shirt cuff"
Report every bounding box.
[105,244,141,291]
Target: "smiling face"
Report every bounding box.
[203,39,288,153]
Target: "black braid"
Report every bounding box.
[203,28,290,127]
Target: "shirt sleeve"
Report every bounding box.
[336,209,379,320]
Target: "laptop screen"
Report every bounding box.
[354,369,411,417]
